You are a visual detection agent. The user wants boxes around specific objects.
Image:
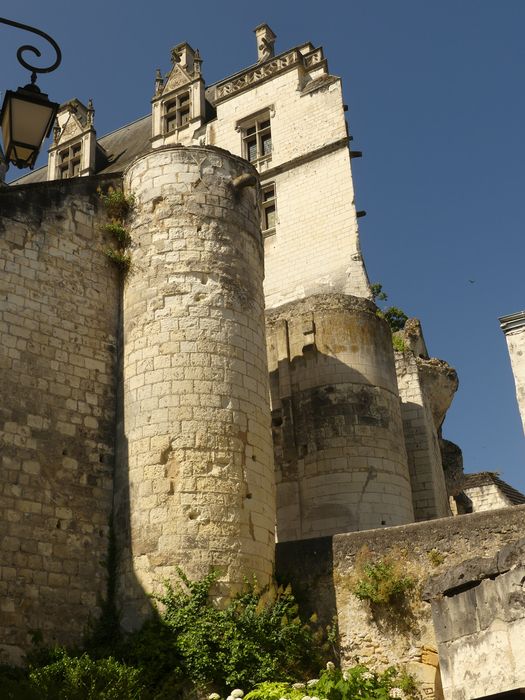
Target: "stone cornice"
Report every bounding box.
[499,310,525,334]
[213,46,325,103]
[259,137,348,181]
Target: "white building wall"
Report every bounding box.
[208,63,370,307]
[500,311,525,436]
[463,484,511,512]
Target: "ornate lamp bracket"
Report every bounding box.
[0,16,62,84]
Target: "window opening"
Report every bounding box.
[165,91,191,133]
[242,114,272,165]
[58,143,82,179]
[262,183,276,234]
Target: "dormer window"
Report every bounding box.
[165,91,191,133]
[58,143,82,179]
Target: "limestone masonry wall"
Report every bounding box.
[502,319,525,436]
[395,352,452,521]
[116,146,275,628]
[0,177,120,663]
[275,505,525,700]
[267,294,414,541]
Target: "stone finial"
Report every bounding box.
[194,49,202,76]
[53,120,61,145]
[87,98,94,127]
[155,68,164,96]
[254,24,276,63]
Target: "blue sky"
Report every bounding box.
[2,1,524,492]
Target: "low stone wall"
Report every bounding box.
[276,505,525,699]
[425,538,525,700]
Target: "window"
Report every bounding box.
[58,143,81,179]
[242,114,272,165]
[165,91,191,133]
[262,183,276,235]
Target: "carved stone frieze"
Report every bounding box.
[215,49,300,101]
[304,48,323,67]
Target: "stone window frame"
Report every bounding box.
[164,90,191,133]
[261,182,276,236]
[57,142,82,179]
[238,109,273,167]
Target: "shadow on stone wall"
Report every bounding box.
[112,281,154,632]
[276,536,336,634]
[269,346,414,539]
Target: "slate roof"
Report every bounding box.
[11,114,153,186]
[462,471,525,506]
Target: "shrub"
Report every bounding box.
[427,549,445,567]
[351,549,415,605]
[99,188,133,220]
[392,334,407,352]
[104,248,132,274]
[244,664,418,700]
[102,222,132,248]
[383,307,408,333]
[121,571,323,694]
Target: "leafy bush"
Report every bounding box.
[244,664,418,700]
[5,573,326,698]
[104,247,132,274]
[427,549,445,567]
[29,652,143,700]
[98,188,133,220]
[392,334,407,352]
[102,222,132,248]
[121,571,323,695]
[351,550,415,605]
[383,307,408,333]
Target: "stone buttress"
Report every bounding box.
[267,294,414,540]
[114,145,275,628]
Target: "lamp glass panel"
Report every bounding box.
[10,96,55,147]
[1,100,11,151]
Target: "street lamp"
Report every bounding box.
[0,17,62,170]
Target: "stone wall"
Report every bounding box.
[427,540,525,700]
[0,176,120,663]
[395,351,453,521]
[116,146,275,629]
[462,482,511,511]
[267,294,414,541]
[275,505,525,700]
[500,311,525,436]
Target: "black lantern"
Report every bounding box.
[0,16,62,170]
[1,82,58,169]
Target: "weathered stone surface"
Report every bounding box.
[416,358,458,431]
[424,536,525,600]
[0,175,120,663]
[317,505,524,698]
[395,347,452,522]
[431,566,525,700]
[500,310,525,436]
[116,146,275,629]
[267,294,414,540]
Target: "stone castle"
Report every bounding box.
[1,25,524,699]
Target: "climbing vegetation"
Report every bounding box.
[350,547,416,606]
[98,187,134,276]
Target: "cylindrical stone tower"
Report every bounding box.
[116,146,275,628]
[266,294,414,541]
